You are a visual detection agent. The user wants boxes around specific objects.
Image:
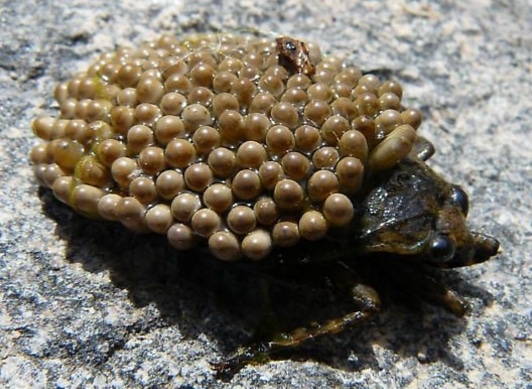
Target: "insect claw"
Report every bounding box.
[211,343,270,379]
[442,289,470,317]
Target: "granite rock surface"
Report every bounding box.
[0,1,530,388]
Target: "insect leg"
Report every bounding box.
[213,262,380,378]
[406,271,470,317]
[410,135,435,161]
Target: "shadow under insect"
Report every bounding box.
[37,138,498,377]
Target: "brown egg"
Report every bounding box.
[322,193,354,226]
[208,231,241,261]
[299,210,328,241]
[241,229,272,261]
[273,179,304,209]
[272,220,300,247]
[227,205,257,235]
[232,169,262,200]
[31,33,422,262]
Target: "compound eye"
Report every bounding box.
[451,185,469,216]
[429,235,456,263]
[284,41,297,52]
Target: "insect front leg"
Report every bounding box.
[410,272,470,317]
[386,260,470,317]
[410,135,435,161]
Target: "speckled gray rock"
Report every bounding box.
[1,0,530,388]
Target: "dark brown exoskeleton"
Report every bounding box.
[214,136,500,377]
[276,36,316,76]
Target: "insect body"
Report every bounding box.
[276,36,316,76]
[29,33,499,376]
[213,140,499,376]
